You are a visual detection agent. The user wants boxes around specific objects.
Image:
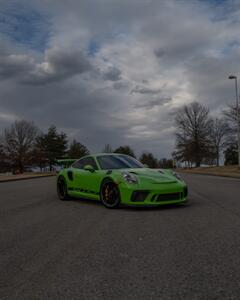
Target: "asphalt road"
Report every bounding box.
[1,174,240,300]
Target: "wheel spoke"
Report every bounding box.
[102,182,119,207]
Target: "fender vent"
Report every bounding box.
[67,171,73,181]
[129,171,138,175]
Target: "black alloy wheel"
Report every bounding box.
[100,180,121,208]
[57,176,70,201]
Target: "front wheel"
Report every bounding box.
[100,180,121,208]
[57,176,70,201]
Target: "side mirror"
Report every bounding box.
[84,164,95,173]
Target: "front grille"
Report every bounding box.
[131,191,149,202]
[156,193,180,202]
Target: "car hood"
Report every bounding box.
[117,168,177,184]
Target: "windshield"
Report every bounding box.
[97,155,144,170]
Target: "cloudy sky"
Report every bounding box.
[0,0,240,158]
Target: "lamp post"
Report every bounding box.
[228,75,240,168]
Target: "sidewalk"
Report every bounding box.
[0,172,56,183]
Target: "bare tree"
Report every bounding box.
[174,102,212,167]
[172,136,193,168]
[223,104,240,144]
[0,135,4,159]
[210,118,228,166]
[3,120,39,173]
[102,144,113,153]
[0,135,8,172]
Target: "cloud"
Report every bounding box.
[0,54,33,79]
[131,85,162,95]
[113,80,129,90]
[103,66,121,81]
[154,48,165,58]
[24,48,92,85]
[0,47,92,85]
[1,0,240,159]
[136,97,172,109]
[184,53,240,114]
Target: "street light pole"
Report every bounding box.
[229,75,240,168]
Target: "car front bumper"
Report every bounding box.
[118,182,188,206]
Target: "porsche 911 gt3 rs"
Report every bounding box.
[57,153,188,208]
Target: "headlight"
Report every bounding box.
[172,172,182,181]
[122,172,138,184]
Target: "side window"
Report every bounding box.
[72,157,98,170]
[72,159,84,169]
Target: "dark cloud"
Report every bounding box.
[0,47,92,85]
[103,66,121,81]
[154,48,166,58]
[136,97,172,109]
[185,53,240,112]
[113,81,128,90]
[0,54,33,79]
[22,48,92,85]
[1,0,240,159]
[131,85,162,95]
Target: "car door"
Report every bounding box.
[72,157,102,198]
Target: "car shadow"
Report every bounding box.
[120,202,190,211]
[66,196,192,211]
[69,197,103,206]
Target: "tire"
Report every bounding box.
[100,179,121,208]
[57,176,70,201]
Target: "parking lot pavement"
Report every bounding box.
[1,174,240,299]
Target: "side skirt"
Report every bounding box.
[68,189,100,201]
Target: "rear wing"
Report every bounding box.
[56,159,77,168]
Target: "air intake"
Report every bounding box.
[131,191,149,202]
[156,193,180,201]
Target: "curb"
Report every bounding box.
[0,174,56,183]
[178,171,240,179]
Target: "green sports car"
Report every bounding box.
[57,153,188,208]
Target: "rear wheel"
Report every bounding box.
[100,180,121,208]
[57,176,70,201]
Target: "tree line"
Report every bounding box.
[0,122,173,173]
[1,100,238,173]
[173,101,240,167]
